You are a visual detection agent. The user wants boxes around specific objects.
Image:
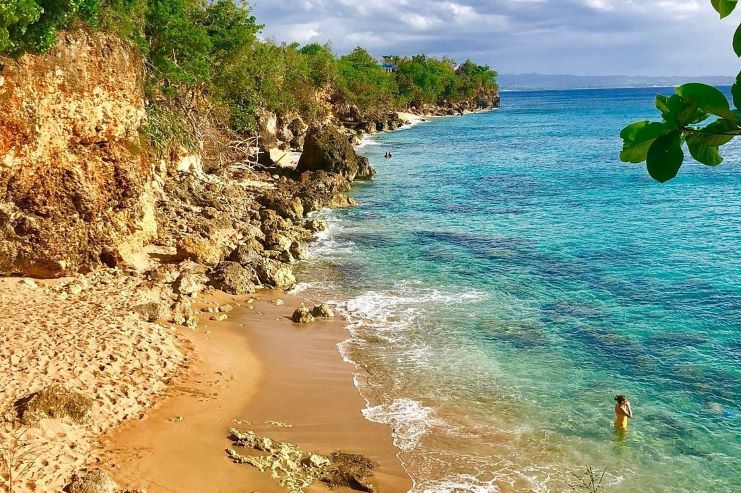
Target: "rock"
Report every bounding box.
[219,304,234,313]
[292,304,314,324]
[263,232,293,253]
[66,469,118,493]
[171,297,197,329]
[304,454,331,468]
[304,219,327,233]
[174,271,207,296]
[15,385,93,425]
[311,304,335,319]
[175,236,224,266]
[229,240,264,266]
[253,259,296,290]
[211,313,228,321]
[297,126,376,181]
[329,193,358,208]
[209,261,257,295]
[320,452,378,493]
[133,302,166,322]
[289,241,308,261]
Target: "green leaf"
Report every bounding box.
[712,0,738,18]
[735,22,741,57]
[656,94,708,127]
[620,121,669,163]
[646,131,684,183]
[686,134,723,166]
[676,83,736,122]
[733,72,741,109]
[694,118,738,146]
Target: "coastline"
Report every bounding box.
[0,100,495,492]
[101,289,411,492]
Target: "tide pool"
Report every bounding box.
[299,88,741,492]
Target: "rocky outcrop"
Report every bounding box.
[0,31,152,277]
[14,385,93,425]
[297,126,375,181]
[311,303,335,319]
[208,261,256,295]
[292,304,314,324]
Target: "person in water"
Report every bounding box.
[614,395,633,430]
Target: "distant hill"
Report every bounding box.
[499,73,736,91]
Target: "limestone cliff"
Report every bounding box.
[0,31,154,277]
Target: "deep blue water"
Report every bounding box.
[301,88,741,492]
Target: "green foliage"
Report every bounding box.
[300,42,337,88]
[395,55,456,106]
[620,1,741,182]
[453,59,499,99]
[1,0,499,140]
[0,0,102,56]
[145,0,211,87]
[337,47,398,112]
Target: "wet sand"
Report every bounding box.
[102,290,411,492]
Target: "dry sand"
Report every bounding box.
[0,273,182,493]
[102,290,411,493]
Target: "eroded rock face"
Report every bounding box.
[297,126,376,181]
[0,30,153,277]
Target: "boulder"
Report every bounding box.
[66,469,118,493]
[329,194,358,208]
[311,304,335,319]
[304,219,327,233]
[133,302,166,323]
[292,304,314,324]
[209,261,257,295]
[290,241,308,261]
[229,240,264,266]
[297,126,375,181]
[15,385,93,425]
[175,235,224,266]
[253,259,296,289]
[171,297,197,329]
[263,232,293,253]
[173,271,207,296]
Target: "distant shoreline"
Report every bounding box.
[500,84,733,93]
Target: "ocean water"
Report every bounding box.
[298,88,741,492]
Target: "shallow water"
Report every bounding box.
[298,88,741,492]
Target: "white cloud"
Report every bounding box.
[250,0,738,76]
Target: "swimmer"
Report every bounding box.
[614,395,633,430]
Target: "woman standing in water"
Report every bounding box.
[614,395,633,431]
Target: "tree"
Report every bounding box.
[620,1,741,182]
[337,46,398,112]
[0,0,101,56]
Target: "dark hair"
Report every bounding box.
[614,395,627,403]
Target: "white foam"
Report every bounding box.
[362,398,444,452]
[419,475,501,493]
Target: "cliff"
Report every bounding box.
[0,31,155,278]
[0,30,499,281]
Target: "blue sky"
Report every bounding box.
[250,0,739,76]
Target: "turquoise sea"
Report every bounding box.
[299,88,741,492]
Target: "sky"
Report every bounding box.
[250,0,739,76]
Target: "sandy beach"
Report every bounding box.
[101,290,411,493]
